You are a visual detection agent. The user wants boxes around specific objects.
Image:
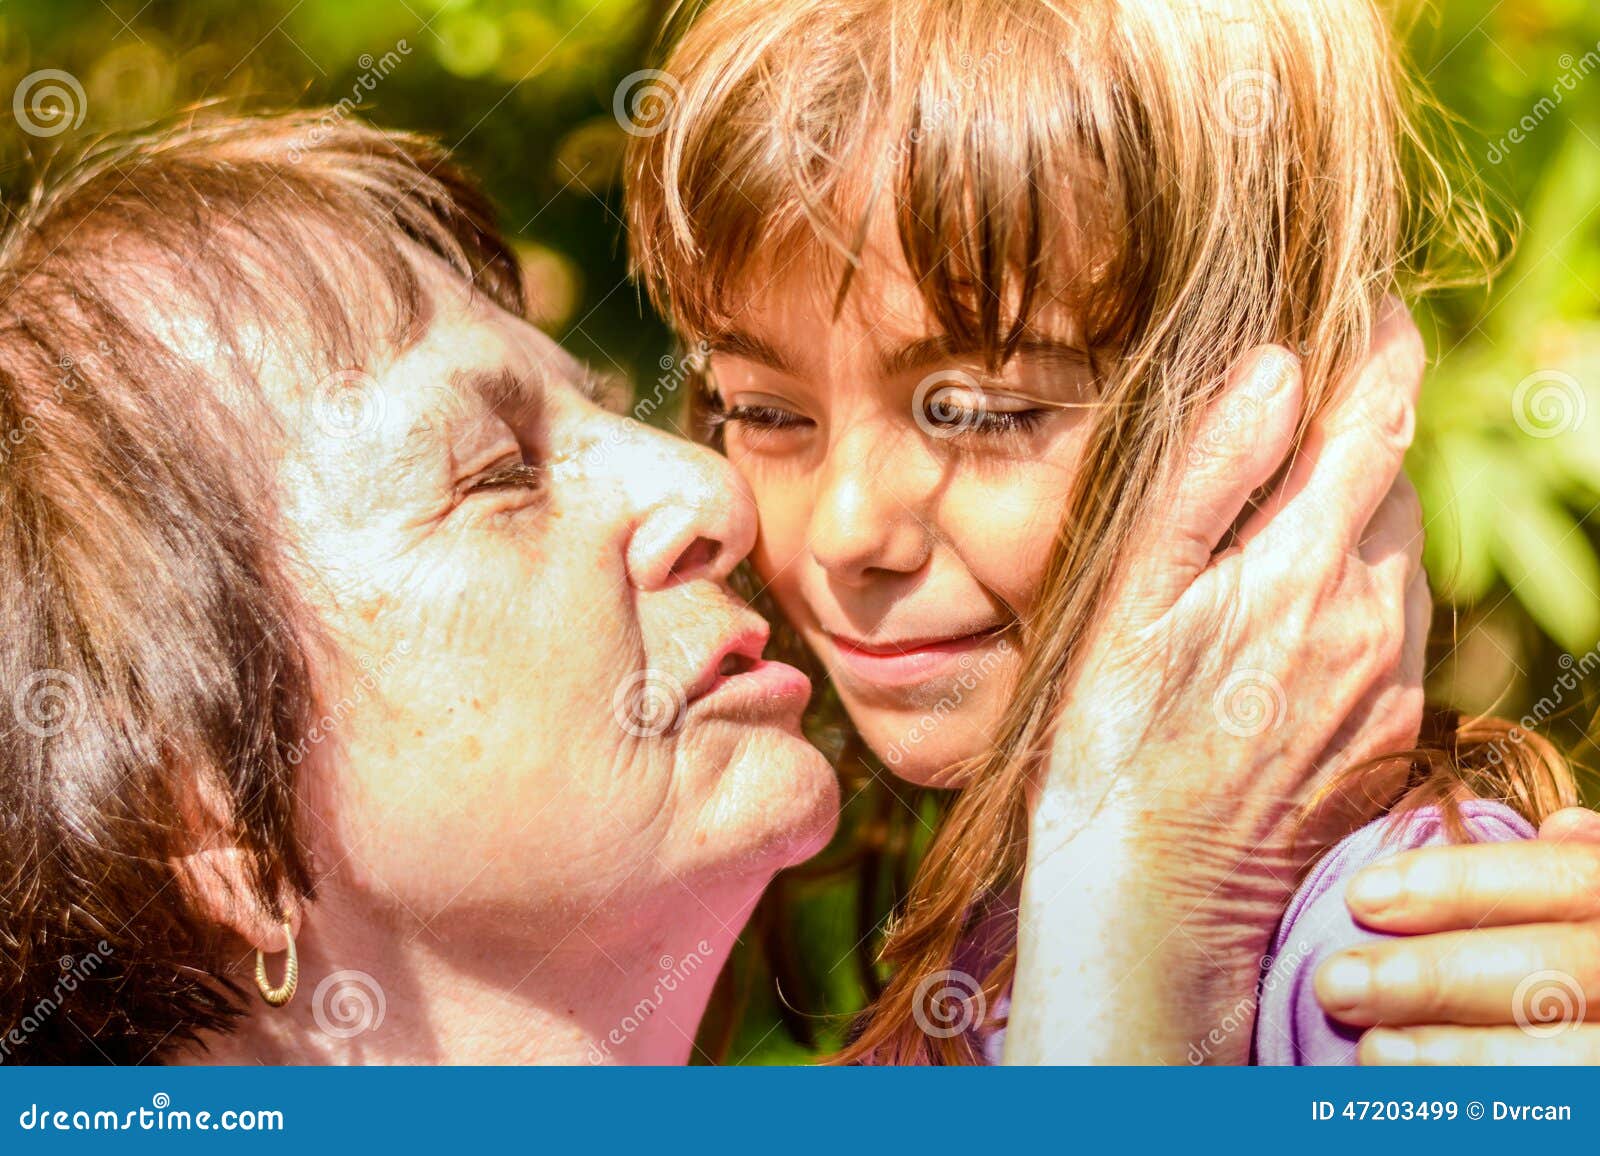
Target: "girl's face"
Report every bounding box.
[709,239,1099,785]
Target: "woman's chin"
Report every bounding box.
[699,735,840,872]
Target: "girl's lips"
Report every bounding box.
[824,628,1008,690]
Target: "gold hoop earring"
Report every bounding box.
[254,918,298,1007]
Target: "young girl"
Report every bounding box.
[626,0,1590,1064]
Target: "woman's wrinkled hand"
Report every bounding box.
[1008,301,1430,1064]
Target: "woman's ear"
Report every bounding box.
[174,842,301,955]
[168,762,302,955]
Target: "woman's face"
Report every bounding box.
[271,259,838,944]
[710,244,1098,785]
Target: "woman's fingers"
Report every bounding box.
[1123,344,1302,612]
[1359,1025,1600,1065]
[1238,298,1424,555]
[1344,840,1600,932]
[1314,922,1600,1027]
[1542,806,1600,844]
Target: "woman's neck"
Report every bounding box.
[178,887,756,1066]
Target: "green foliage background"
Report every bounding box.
[2,0,1597,1062]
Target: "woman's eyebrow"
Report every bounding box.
[394,366,542,464]
[452,365,543,415]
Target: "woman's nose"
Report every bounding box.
[613,421,757,591]
[808,429,932,584]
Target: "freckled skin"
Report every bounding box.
[270,255,839,950]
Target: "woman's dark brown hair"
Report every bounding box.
[0,109,521,1063]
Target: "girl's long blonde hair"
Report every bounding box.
[627,0,1578,1064]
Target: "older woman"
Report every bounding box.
[0,112,838,1064]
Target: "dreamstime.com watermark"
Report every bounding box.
[1486,37,1600,165]
[286,41,413,162]
[1,942,113,1062]
[1481,643,1600,769]
[1211,667,1288,739]
[312,970,387,1039]
[586,941,714,1063]
[913,969,989,1039]
[1512,969,1587,1039]
[11,69,86,138]
[284,639,412,766]
[882,638,1013,767]
[1216,68,1280,137]
[882,39,1016,169]
[0,343,114,466]
[558,340,710,481]
[1186,938,1313,1064]
[17,1093,282,1133]
[1511,369,1586,439]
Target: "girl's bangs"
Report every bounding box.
[629,0,1128,365]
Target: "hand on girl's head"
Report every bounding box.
[1009,306,1430,1064]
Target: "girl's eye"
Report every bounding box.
[968,407,1049,435]
[708,400,814,433]
[920,388,1049,438]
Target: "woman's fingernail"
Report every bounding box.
[1318,954,1372,1010]
[1348,865,1402,912]
[1361,1029,1416,1065]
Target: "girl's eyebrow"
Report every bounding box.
[877,335,1092,379]
[705,329,801,375]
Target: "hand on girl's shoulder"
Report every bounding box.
[1251,799,1534,1066]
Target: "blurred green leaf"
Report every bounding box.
[1491,486,1600,653]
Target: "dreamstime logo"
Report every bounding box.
[912,969,987,1039]
[12,70,87,137]
[913,369,987,439]
[1487,38,1600,164]
[1217,69,1280,137]
[1211,668,1287,738]
[310,369,386,441]
[1512,969,1587,1039]
[12,669,87,739]
[612,669,686,738]
[613,69,681,138]
[1511,369,1586,438]
[1,940,112,1061]
[312,970,386,1039]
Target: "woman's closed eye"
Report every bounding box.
[466,452,544,493]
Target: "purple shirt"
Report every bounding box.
[1252,799,1534,1064]
[950,800,1533,1065]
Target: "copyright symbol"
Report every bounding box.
[1467,1101,1484,1120]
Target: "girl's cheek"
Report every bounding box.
[941,472,1070,615]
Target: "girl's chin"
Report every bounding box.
[866,727,985,787]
